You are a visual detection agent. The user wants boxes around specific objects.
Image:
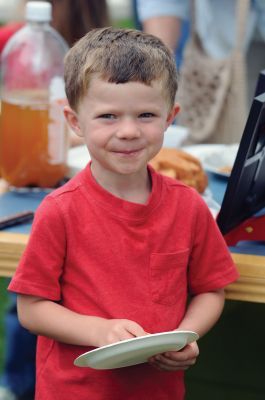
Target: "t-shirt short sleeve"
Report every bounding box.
[8,196,66,300]
[187,195,239,295]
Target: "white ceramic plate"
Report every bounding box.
[74,330,199,370]
[182,144,239,178]
[67,126,189,178]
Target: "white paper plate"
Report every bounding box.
[74,330,199,370]
[182,144,239,178]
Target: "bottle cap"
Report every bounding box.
[25,1,52,22]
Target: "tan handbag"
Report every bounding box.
[177,0,249,144]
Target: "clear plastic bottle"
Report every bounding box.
[0,1,69,189]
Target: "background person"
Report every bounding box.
[137,0,265,100]
[136,0,265,142]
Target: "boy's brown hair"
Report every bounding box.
[64,27,178,111]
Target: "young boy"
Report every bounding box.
[9,27,239,399]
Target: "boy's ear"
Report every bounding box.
[166,103,180,128]
[64,106,83,137]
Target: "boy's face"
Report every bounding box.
[65,77,179,180]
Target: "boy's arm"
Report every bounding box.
[149,289,225,371]
[17,294,147,347]
[177,288,225,336]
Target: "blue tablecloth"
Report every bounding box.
[0,190,47,234]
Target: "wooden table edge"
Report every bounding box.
[1,232,265,303]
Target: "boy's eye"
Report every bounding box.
[98,114,116,120]
[139,113,155,118]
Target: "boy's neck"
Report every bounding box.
[90,164,152,205]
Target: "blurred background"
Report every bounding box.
[0,0,134,27]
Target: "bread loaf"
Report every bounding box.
[150,147,208,193]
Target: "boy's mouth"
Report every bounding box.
[112,148,144,155]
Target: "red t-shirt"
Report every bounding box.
[9,165,239,400]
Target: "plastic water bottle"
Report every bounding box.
[0,1,69,189]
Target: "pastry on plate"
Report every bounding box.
[150,147,208,193]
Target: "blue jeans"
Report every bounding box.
[0,292,36,399]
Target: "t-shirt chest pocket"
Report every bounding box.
[149,250,189,306]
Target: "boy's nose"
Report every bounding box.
[116,119,141,140]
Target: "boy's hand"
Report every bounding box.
[93,318,148,347]
[148,341,199,371]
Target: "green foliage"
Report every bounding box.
[0,278,9,373]
[112,18,135,28]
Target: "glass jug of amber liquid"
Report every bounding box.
[0,1,69,189]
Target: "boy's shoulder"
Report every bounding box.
[154,168,199,196]
[153,169,207,211]
[46,169,87,203]
[46,167,203,210]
